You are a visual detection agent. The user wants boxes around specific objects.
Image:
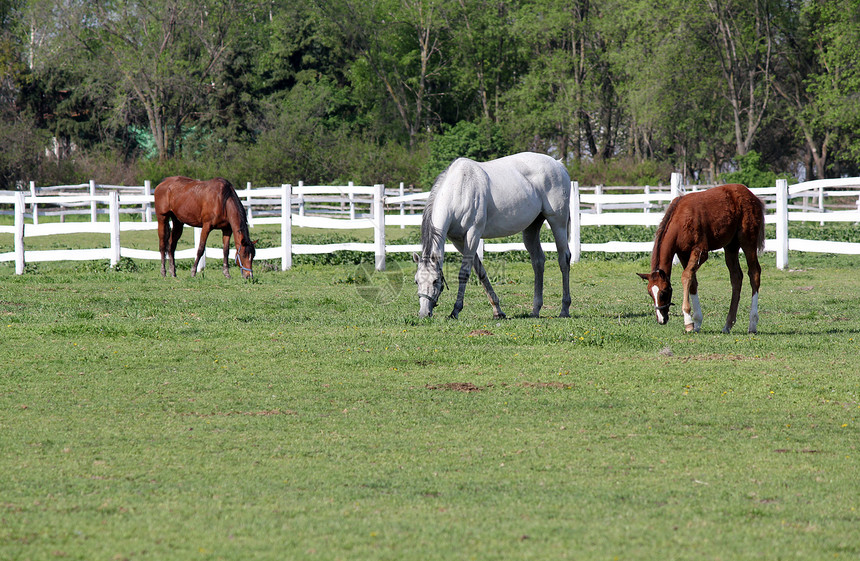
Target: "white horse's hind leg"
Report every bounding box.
[522,220,545,317]
[546,216,572,317]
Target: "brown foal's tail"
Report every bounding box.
[755,196,766,255]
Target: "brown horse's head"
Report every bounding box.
[413,253,445,318]
[236,238,256,279]
[637,270,673,325]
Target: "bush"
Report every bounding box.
[420,120,512,189]
[0,111,48,189]
[719,151,792,188]
[569,158,674,187]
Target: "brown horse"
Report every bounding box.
[155,176,255,279]
[637,184,765,334]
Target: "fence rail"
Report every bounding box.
[2,174,860,275]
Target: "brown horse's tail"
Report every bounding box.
[755,195,766,255]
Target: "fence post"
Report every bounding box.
[194,227,205,273]
[90,180,97,222]
[15,191,25,275]
[818,184,825,226]
[298,180,305,217]
[29,181,38,225]
[670,172,683,199]
[281,184,292,270]
[776,178,789,270]
[570,181,581,264]
[595,184,603,215]
[374,183,386,271]
[144,180,152,222]
[348,181,356,220]
[246,181,254,227]
[643,185,650,213]
[109,191,120,267]
[399,182,406,229]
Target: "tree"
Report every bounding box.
[499,0,609,162]
[322,0,456,147]
[48,0,254,161]
[770,0,833,179]
[612,0,735,181]
[805,0,860,168]
[446,0,520,123]
[700,0,776,157]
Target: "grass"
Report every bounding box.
[1,226,859,560]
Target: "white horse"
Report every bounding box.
[413,152,572,319]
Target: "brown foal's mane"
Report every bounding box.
[652,196,681,271]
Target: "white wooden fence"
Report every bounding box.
[2,173,859,275]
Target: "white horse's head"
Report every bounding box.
[413,253,445,318]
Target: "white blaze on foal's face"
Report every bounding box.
[651,285,665,323]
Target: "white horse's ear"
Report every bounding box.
[412,252,420,264]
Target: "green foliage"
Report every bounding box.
[805,0,860,163]
[570,157,674,186]
[719,151,791,188]
[0,111,45,189]
[6,0,860,189]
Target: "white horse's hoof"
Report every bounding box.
[685,323,696,333]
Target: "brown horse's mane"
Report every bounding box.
[652,196,681,271]
[217,179,254,254]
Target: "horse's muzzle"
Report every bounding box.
[418,294,436,318]
[655,303,672,324]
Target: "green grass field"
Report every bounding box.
[1,225,858,560]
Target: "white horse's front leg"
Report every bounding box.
[449,256,473,319]
[473,256,505,319]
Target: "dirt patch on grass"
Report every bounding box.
[182,409,298,417]
[680,353,773,362]
[426,381,571,392]
[426,382,483,392]
[467,329,494,336]
[519,381,568,389]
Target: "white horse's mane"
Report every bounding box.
[420,167,448,257]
